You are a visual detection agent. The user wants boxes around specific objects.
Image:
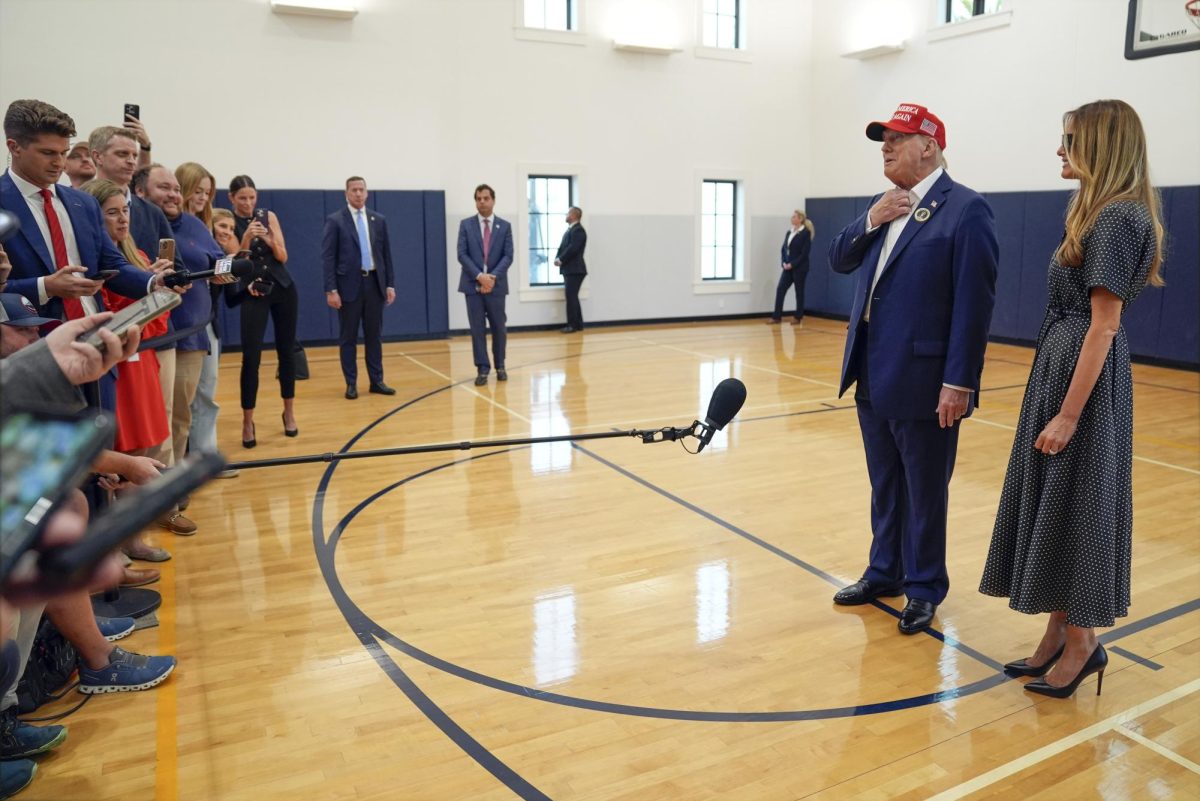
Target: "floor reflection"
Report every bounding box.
[533,587,578,686]
[530,369,572,474]
[698,358,741,451]
[695,560,731,645]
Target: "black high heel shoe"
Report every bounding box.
[1004,644,1065,678]
[242,422,257,449]
[1025,645,1108,698]
[282,413,298,438]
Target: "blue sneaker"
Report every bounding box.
[0,708,66,760]
[78,647,176,694]
[95,616,135,642]
[0,758,36,799]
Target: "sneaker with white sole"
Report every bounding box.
[78,647,175,694]
[0,758,36,799]
[0,708,67,760]
[95,616,135,642]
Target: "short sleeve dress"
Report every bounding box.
[979,200,1156,628]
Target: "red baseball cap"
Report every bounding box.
[866,103,947,150]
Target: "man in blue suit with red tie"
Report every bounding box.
[322,176,397,400]
[2,100,161,322]
[457,184,513,386]
[828,103,997,634]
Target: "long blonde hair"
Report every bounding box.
[1055,99,1164,286]
[794,209,815,238]
[176,161,216,230]
[78,179,150,269]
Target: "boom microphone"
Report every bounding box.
[163,257,255,288]
[694,377,747,453]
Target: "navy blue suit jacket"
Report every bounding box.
[456,215,513,296]
[0,173,149,318]
[321,206,395,303]
[781,227,811,270]
[828,171,997,420]
[555,224,587,275]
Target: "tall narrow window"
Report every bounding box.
[524,0,577,31]
[943,0,1002,23]
[527,175,574,286]
[702,0,740,49]
[700,180,737,281]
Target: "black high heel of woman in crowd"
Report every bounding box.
[1024,644,1108,698]
[243,422,256,449]
[1003,644,1065,678]
[282,412,298,438]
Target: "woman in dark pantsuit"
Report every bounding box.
[770,210,813,324]
[227,175,298,448]
[979,100,1165,699]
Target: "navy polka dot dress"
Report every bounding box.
[980,201,1156,628]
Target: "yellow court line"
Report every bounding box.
[925,678,1200,801]
[637,338,842,389]
[155,558,178,801]
[1115,725,1200,775]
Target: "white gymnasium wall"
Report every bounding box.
[0,0,816,330]
[3,0,1195,330]
[809,0,1200,198]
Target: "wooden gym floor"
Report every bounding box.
[25,318,1200,800]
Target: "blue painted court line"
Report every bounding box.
[1109,646,1164,671]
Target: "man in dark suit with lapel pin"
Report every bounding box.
[554,206,587,333]
[456,184,513,386]
[1,100,164,322]
[322,176,397,399]
[827,103,997,635]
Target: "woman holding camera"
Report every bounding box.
[227,174,297,448]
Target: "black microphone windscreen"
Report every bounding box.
[229,259,255,277]
[704,378,747,430]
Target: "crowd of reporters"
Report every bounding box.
[0,97,283,799]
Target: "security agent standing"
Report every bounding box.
[322,176,396,399]
[554,206,587,332]
[827,102,997,635]
[456,184,513,386]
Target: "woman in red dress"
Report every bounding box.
[81,179,174,561]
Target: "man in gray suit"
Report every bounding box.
[456,184,513,386]
[554,206,587,333]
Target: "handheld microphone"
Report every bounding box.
[694,378,747,453]
[0,210,18,243]
[163,257,255,288]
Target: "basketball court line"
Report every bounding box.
[155,560,178,801]
[638,337,842,388]
[924,678,1200,801]
[1114,725,1200,775]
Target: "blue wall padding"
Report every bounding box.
[213,189,448,348]
[807,186,1197,366]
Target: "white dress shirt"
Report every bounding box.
[7,168,98,315]
[350,204,373,272]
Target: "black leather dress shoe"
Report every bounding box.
[474,374,488,386]
[369,383,396,396]
[559,326,575,333]
[898,599,937,635]
[345,385,358,400]
[833,579,904,606]
[496,369,508,381]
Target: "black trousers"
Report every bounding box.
[338,279,385,385]
[563,273,585,330]
[239,281,298,409]
[773,268,808,320]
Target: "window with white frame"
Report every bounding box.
[700,179,737,281]
[524,0,578,31]
[702,0,741,48]
[943,0,1002,23]
[527,175,574,286]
